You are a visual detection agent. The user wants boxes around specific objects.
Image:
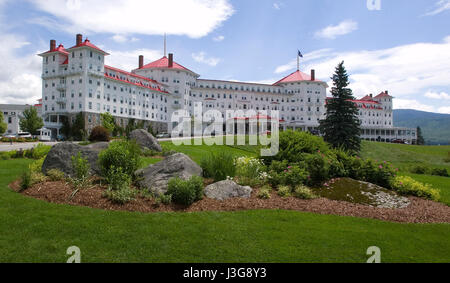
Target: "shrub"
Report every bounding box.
[20,171,32,191]
[89,126,111,142]
[258,186,272,199]
[410,165,430,175]
[235,157,266,186]
[262,130,330,164]
[31,143,51,159]
[268,161,308,188]
[47,169,65,181]
[162,149,177,157]
[105,166,131,191]
[156,194,172,205]
[277,186,291,197]
[431,168,449,177]
[103,188,136,204]
[305,154,329,186]
[98,140,141,178]
[390,176,440,201]
[293,185,317,200]
[70,153,90,189]
[201,151,236,182]
[166,176,204,206]
[444,152,450,163]
[29,157,45,173]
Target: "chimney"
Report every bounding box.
[139,55,144,69]
[168,53,173,68]
[385,90,389,95]
[50,40,56,51]
[310,69,316,81]
[370,93,373,98]
[76,34,83,46]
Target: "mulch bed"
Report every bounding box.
[9,180,450,224]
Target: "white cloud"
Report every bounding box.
[314,20,358,40]
[275,36,450,100]
[424,91,450,100]
[393,99,435,112]
[28,0,234,38]
[437,106,450,114]
[105,48,163,71]
[273,2,282,10]
[213,35,225,42]
[0,33,43,104]
[192,51,221,66]
[111,34,139,43]
[423,0,450,16]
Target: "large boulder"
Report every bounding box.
[135,153,202,196]
[130,129,162,152]
[204,180,253,201]
[42,142,109,177]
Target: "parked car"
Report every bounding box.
[17,132,32,139]
[156,133,170,139]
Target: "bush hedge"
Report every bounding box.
[390,176,440,201]
[166,176,204,206]
[98,140,141,178]
[89,126,111,142]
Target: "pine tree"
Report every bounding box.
[72,112,86,141]
[19,107,43,135]
[417,127,425,145]
[319,61,361,152]
[0,112,7,135]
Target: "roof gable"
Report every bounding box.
[273,70,320,85]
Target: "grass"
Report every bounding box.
[360,141,450,206]
[1,158,449,262]
[160,138,257,164]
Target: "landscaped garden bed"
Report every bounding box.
[11,129,450,224]
[9,177,450,223]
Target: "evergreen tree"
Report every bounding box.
[319,61,361,152]
[19,107,43,134]
[72,112,87,141]
[0,112,7,135]
[417,127,425,145]
[100,112,115,134]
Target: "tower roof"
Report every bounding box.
[374,91,392,99]
[138,56,196,74]
[273,70,322,85]
[39,44,69,56]
[68,39,109,55]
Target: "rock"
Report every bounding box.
[204,180,253,201]
[135,153,202,196]
[130,129,162,152]
[318,178,410,209]
[42,142,109,177]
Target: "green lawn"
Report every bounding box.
[1,158,449,263]
[160,138,257,164]
[360,141,450,206]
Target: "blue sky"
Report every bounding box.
[0,0,449,113]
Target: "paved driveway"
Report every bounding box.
[0,142,60,152]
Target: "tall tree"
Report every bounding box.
[319,61,361,152]
[100,112,115,134]
[19,107,43,134]
[72,112,87,141]
[0,112,7,135]
[417,127,425,145]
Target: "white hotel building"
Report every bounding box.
[39,34,417,143]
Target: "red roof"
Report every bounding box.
[273,70,320,85]
[139,56,194,73]
[41,44,69,55]
[62,57,69,65]
[374,91,392,99]
[360,95,374,101]
[104,65,168,94]
[68,39,109,55]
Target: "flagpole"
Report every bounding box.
[297,52,300,71]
